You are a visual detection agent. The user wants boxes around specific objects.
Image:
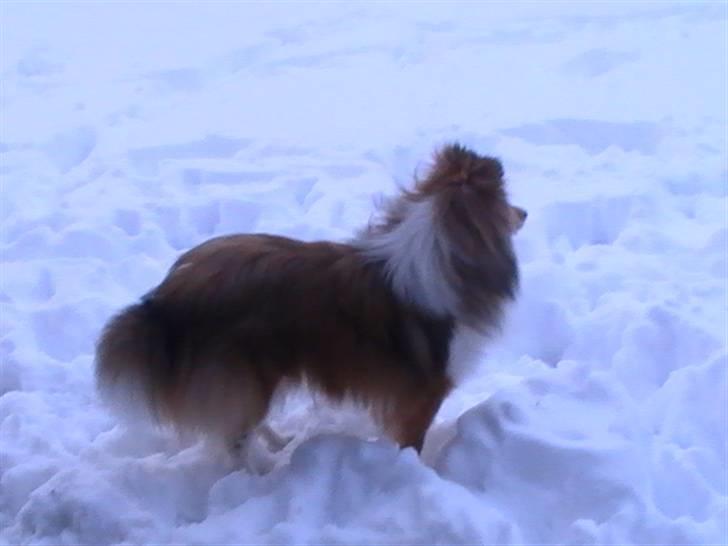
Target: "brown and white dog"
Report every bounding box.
[95,143,526,458]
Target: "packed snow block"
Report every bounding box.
[129,225,174,261]
[561,300,642,370]
[180,167,278,188]
[15,48,63,78]
[13,469,154,546]
[1,459,60,520]
[645,352,728,503]
[215,199,262,235]
[199,435,520,545]
[541,195,642,249]
[140,68,204,94]
[151,205,191,251]
[128,135,249,177]
[43,126,96,174]
[510,298,574,366]
[562,49,640,78]
[108,449,232,527]
[292,177,321,209]
[115,255,167,297]
[703,227,728,277]
[501,119,661,155]
[187,202,221,236]
[500,262,578,366]
[435,364,650,543]
[612,305,722,398]
[2,226,54,262]
[0,353,21,394]
[53,228,120,261]
[0,264,55,305]
[112,209,142,237]
[31,299,109,362]
[663,172,728,197]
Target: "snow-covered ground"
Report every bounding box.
[1,2,726,544]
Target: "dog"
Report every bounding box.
[95,143,526,459]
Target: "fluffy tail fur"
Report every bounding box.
[95,300,270,443]
[95,302,170,423]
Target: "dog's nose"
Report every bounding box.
[510,206,527,233]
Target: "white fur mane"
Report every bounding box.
[356,196,457,317]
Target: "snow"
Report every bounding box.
[1,2,726,545]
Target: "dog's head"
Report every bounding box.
[415,143,526,242]
[408,143,524,321]
[359,142,523,326]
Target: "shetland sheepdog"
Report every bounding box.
[96,143,526,458]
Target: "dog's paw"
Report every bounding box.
[258,424,294,453]
[228,429,280,475]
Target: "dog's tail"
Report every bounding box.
[95,300,172,425]
[95,299,269,442]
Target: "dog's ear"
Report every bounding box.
[475,155,504,183]
[427,143,504,188]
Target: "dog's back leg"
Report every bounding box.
[384,375,452,453]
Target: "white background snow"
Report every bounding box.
[1,2,726,545]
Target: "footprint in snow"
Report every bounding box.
[181,168,277,187]
[128,135,250,177]
[540,195,647,249]
[113,209,142,237]
[501,118,661,155]
[43,126,96,174]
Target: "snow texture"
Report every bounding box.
[1,2,726,545]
